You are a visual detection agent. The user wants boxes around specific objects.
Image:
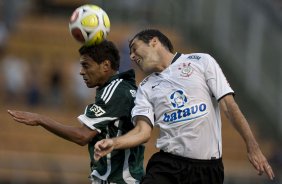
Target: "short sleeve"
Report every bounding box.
[78,80,135,132]
[204,54,234,100]
[131,86,155,126]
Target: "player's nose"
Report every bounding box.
[79,68,85,75]
[130,53,136,62]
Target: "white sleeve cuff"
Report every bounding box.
[77,114,119,133]
[77,114,101,133]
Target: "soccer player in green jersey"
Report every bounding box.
[8,40,144,184]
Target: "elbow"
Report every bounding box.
[143,133,151,143]
[136,130,151,145]
[74,134,91,146]
[73,127,98,146]
[76,140,88,146]
[136,120,152,144]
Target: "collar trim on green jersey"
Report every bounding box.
[98,69,135,90]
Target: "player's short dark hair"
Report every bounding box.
[79,40,120,71]
[129,29,174,53]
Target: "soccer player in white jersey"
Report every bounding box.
[94,29,275,183]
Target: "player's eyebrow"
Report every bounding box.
[80,55,91,64]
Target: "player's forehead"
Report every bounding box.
[79,54,93,64]
[80,54,90,60]
[129,38,137,49]
[129,38,143,52]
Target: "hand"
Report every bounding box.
[7,110,41,126]
[94,139,114,161]
[247,146,275,180]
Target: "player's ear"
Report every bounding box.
[150,37,158,47]
[102,59,111,71]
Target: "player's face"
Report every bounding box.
[79,55,105,88]
[129,38,160,74]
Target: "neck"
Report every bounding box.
[154,52,175,73]
[100,70,118,86]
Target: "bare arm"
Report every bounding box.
[7,110,98,146]
[94,115,152,160]
[219,95,275,180]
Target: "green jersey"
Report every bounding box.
[78,69,144,184]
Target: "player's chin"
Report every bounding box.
[84,82,93,88]
[143,67,155,75]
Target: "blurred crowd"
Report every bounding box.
[0,45,132,110]
[0,0,134,109]
[0,52,94,108]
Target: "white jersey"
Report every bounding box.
[132,53,234,160]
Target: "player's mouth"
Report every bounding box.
[136,58,142,65]
[83,78,88,83]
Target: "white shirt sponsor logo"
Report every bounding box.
[163,90,208,124]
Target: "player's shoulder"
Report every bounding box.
[118,69,136,86]
[139,73,158,88]
[97,78,132,105]
[181,53,213,61]
[181,53,218,69]
[105,70,136,90]
[111,78,136,97]
[116,80,137,100]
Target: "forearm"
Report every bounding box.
[220,95,275,180]
[220,96,259,151]
[94,116,152,161]
[38,116,93,146]
[229,106,258,149]
[112,122,151,150]
[8,110,92,145]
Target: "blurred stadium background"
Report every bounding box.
[0,0,281,183]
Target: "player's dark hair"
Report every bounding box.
[79,40,120,71]
[129,29,174,53]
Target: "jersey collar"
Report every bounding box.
[171,52,182,64]
[154,53,182,76]
[97,69,135,90]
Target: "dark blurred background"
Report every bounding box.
[0,0,281,183]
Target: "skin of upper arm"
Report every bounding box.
[219,94,256,145]
[112,115,153,149]
[77,124,99,145]
[134,115,153,142]
[219,94,238,120]
[219,94,245,133]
